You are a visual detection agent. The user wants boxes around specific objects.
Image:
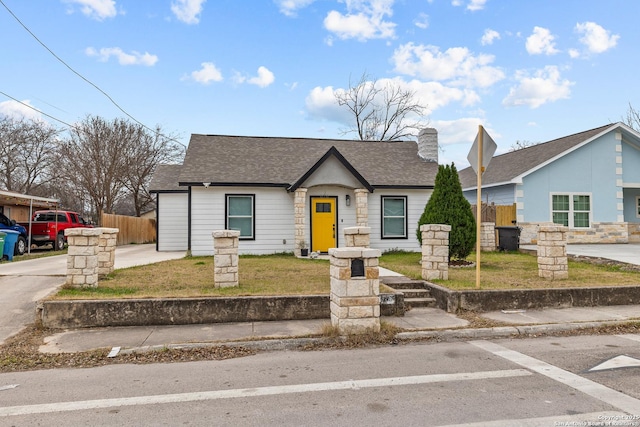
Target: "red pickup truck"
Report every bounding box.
[22,210,93,251]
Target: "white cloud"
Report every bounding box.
[187,62,223,84]
[275,0,316,17]
[248,66,276,88]
[526,26,559,55]
[481,29,500,46]
[466,0,487,11]
[63,0,117,20]
[451,0,486,11]
[414,13,429,29]
[85,47,158,66]
[0,100,42,121]
[392,43,505,89]
[575,21,619,54]
[502,65,573,109]
[171,0,206,24]
[323,0,396,42]
[568,48,580,59]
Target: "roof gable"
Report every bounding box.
[459,123,623,189]
[289,146,373,192]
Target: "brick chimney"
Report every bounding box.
[417,128,438,163]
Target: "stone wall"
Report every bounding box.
[294,188,307,256]
[354,189,369,227]
[420,224,451,280]
[480,222,496,251]
[629,223,640,243]
[519,221,629,244]
[212,230,239,288]
[65,228,103,288]
[537,225,568,280]
[344,226,370,248]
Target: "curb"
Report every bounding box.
[117,319,639,356]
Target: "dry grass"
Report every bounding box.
[51,250,640,300]
[379,250,640,289]
[54,254,330,299]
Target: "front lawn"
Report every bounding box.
[50,251,640,300]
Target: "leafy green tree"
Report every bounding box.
[416,163,476,260]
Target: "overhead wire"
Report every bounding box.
[0,0,187,148]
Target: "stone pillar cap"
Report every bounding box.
[329,247,381,258]
[212,230,241,238]
[343,226,371,235]
[65,228,103,237]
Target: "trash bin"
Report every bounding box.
[0,232,5,260]
[2,230,19,261]
[495,226,521,251]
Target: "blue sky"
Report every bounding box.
[0,0,635,168]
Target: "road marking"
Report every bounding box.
[438,411,628,427]
[618,334,640,343]
[590,355,640,372]
[0,369,531,417]
[470,340,640,414]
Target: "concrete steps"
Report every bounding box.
[380,277,436,309]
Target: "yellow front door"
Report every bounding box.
[311,197,337,253]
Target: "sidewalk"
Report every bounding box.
[39,304,640,355]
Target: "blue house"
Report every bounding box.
[459,123,640,244]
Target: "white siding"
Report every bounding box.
[191,187,295,256]
[157,193,188,251]
[368,189,432,252]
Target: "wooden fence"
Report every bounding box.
[471,203,517,227]
[101,213,156,246]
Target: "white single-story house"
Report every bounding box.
[458,122,640,244]
[149,130,440,255]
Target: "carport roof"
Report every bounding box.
[0,190,59,209]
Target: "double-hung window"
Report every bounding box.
[226,194,255,239]
[381,196,407,238]
[551,193,591,228]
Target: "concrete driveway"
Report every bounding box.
[0,244,186,345]
[521,243,640,266]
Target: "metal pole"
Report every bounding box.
[475,125,483,289]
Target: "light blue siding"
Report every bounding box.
[622,142,640,184]
[521,133,620,222]
[464,184,515,205]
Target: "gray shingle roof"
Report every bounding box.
[177,134,438,188]
[459,124,615,189]
[149,164,185,192]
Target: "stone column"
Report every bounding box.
[97,227,119,276]
[420,224,451,280]
[354,189,369,227]
[65,228,102,288]
[213,230,240,288]
[344,226,370,248]
[481,222,496,252]
[294,188,307,257]
[329,247,381,334]
[537,224,568,280]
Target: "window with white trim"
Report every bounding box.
[226,194,255,239]
[636,196,640,218]
[551,193,591,228]
[381,196,407,238]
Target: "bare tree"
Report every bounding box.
[509,140,539,151]
[121,125,184,216]
[624,103,640,131]
[0,117,58,194]
[335,73,428,141]
[56,116,184,223]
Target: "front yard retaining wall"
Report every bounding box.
[427,282,640,313]
[38,291,404,329]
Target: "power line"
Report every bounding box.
[0,0,187,148]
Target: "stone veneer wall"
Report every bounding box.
[294,188,307,256]
[354,189,369,227]
[480,222,496,252]
[212,230,239,288]
[537,225,568,280]
[344,226,370,247]
[329,247,381,334]
[627,223,640,243]
[519,221,629,244]
[420,224,451,280]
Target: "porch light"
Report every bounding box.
[346,194,351,206]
